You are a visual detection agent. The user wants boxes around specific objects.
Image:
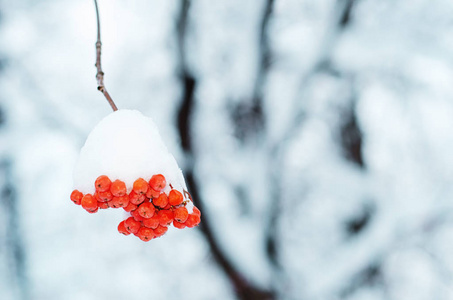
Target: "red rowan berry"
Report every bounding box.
[142,215,160,229]
[153,225,168,237]
[193,207,201,216]
[81,194,98,213]
[87,207,99,214]
[124,217,141,234]
[140,196,148,205]
[153,193,168,208]
[185,213,201,228]
[110,180,127,197]
[97,190,113,202]
[137,202,155,219]
[70,190,83,205]
[149,174,166,191]
[95,175,111,192]
[164,203,172,210]
[109,199,120,208]
[117,195,129,207]
[110,195,129,208]
[137,227,154,242]
[131,210,144,222]
[168,190,183,206]
[133,178,149,194]
[146,188,160,199]
[129,190,139,202]
[118,221,130,235]
[123,202,137,212]
[106,199,115,208]
[158,209,174,227]
[129,191,146,205]
[98,201,109,209]
[173,219,186,229]
[174,207,189,223]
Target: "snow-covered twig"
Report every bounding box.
[93,0,118,112]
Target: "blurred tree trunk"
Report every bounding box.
[0,159,29,300]
[176,1,276,299]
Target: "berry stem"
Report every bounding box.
[183,189,193,202]
[93,0,118,112]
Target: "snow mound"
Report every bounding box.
[73,109,188,199]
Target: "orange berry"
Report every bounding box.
[95,175,111,192]
[153,193,168,208]
[146,188,160,199]
[157,209,174,227]
[118,220,130,235]
[70,190,83,205]
[81,194,98,213]
[185,213,201,228]
[123,202,137,212]
[164,203,172,210]
[153,225,168,237]
[137,202,155,219]
[173,219,186,229]
[110,180,127,197]
[149,174,166,191]
[193,207,201,216]
[133,178,149,194]
[174,207,189,223]
[131,209,144,222]
[87,207,99,214]
[129,191,139,202]
[137,227,154,242]
[97,190,113,202]
[110,195,129,208]
[142,215,160,229]
[168,190,183,206]
[98,201,109,209]
[129,191,146,205]
[124,217,141,234]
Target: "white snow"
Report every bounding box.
[73,109,192,210]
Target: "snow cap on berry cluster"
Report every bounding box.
[73,109,190,207]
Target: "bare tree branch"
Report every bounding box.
[339,92,365,168]
[93,0,118,112]
[230,0,274,143]
[264,0,361,273]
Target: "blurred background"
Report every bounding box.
[1,0,453,299]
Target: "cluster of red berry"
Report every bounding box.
[70,174,201,241]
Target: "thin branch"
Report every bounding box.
[230,0,274,142]
[254,0,274,101]
[264,0,360,277]
[277,0,359,147]
[93,0,118,112]
[339,89,365,168]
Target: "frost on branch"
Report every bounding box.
[70,109,199,241]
